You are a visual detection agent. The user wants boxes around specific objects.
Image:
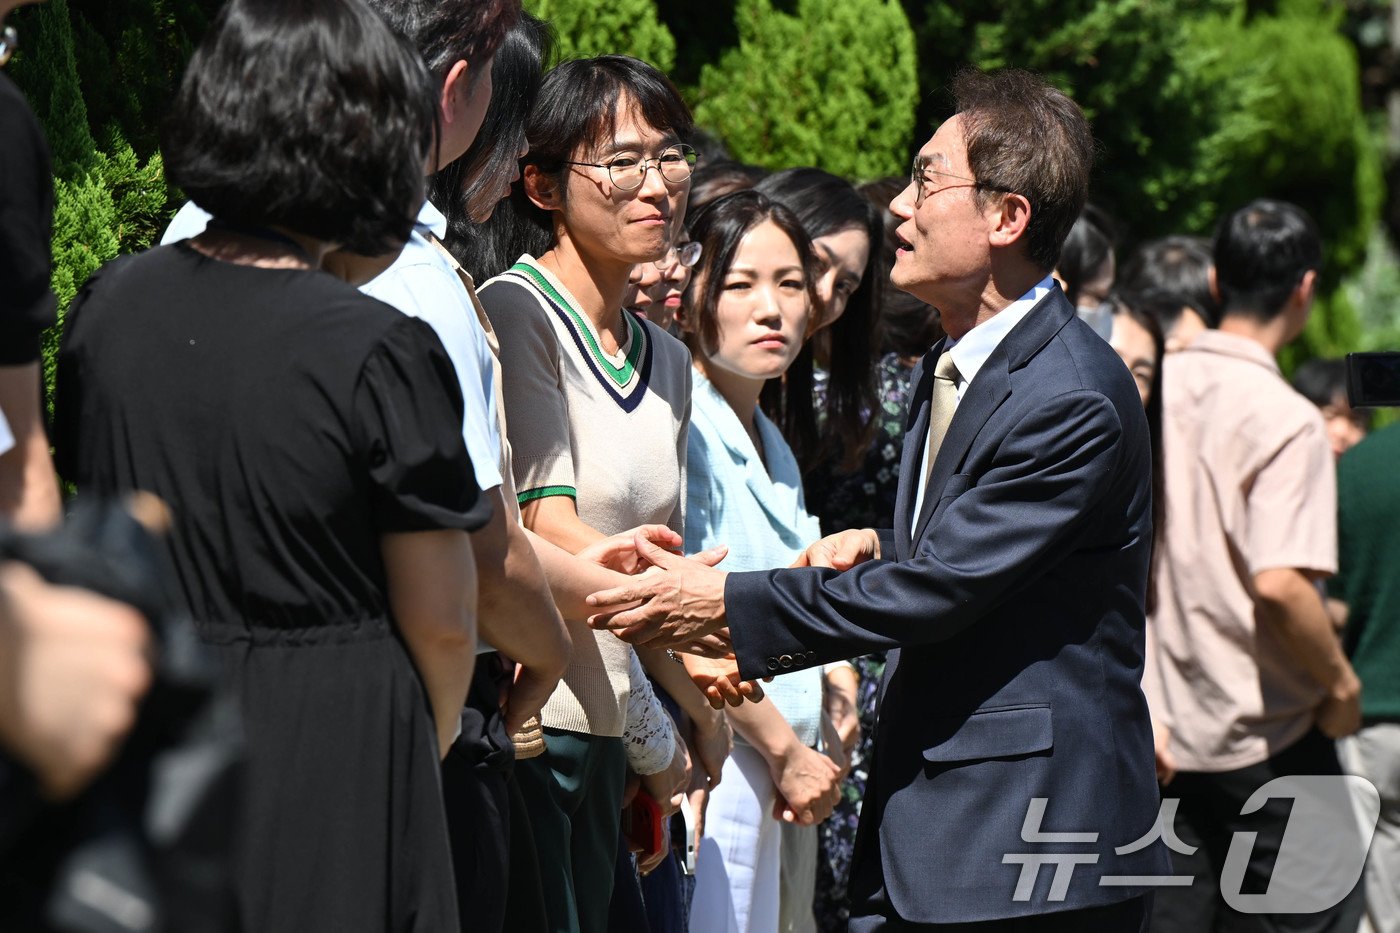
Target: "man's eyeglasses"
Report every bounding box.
[654,240,702,272]
[566,144,698,191]
[910,155,1012,208]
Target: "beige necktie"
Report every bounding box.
[923,352,961,484]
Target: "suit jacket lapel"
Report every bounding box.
[894,344,941,559]
[909,289,1077,546]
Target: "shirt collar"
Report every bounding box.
[1182,329,1281,375]
[415,199,447,239]
[945,275,1055,386]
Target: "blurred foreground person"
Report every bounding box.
[1149,200,1365,932]
[0,0,60,528]
[56,1,488,927]
[1329,424,1400,933]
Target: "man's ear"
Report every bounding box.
[1207,265,1221,305]
[1296,268,1318,309]
[523,164,560,212]
[439,59,472,124]
[987,192,1032,250]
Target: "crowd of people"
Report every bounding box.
[0,0,1395,931]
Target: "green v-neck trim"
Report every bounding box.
[512,262,644,388]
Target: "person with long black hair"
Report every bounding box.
[56,1,484,926]
[755,168,883,482]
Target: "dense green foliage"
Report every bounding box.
[9,0,1395,370]
[8,0,212,406]
[526,0,677,71]
[691,0,918,179]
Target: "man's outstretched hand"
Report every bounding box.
[587,531,730,649]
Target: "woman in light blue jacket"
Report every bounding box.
[679,191,846,933]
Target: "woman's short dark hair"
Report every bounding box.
[952,68,1094,272]
[1120,236,1220,329]
[756,167,884,474]
[365,0,517,83]
[860,176,942,358]
[682,190,820,356]
[432,12,551,277]
[507,55,695,249]
[1057,205,1115,306]
[163,0,434,255]
[1212,199,1323,322]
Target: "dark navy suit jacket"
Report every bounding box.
[728,289,1170,924]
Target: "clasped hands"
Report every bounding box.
[583,527,882,704]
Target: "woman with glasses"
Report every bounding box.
[479,55,741,933]
[625,237,702,332]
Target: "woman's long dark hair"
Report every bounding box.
[430,12,552,280]
[1112,291,1167,615]
[756,168,883,474]
[859,176,943,358]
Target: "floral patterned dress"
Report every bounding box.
[808,353,917,932]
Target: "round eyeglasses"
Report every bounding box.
[654,240,703,272]
[566,145,698,191]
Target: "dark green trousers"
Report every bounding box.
[513,729,626,933]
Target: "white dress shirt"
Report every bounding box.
[910,275,1055,531]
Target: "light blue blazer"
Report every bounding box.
[685,371,823,746]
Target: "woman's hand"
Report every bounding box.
[768,737,842,825]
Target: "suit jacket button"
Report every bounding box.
[766,658,780,672]
[779,654,793,669]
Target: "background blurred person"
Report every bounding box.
[1150,200,1365,932]
[626,235,700,333]
[1292,357,1371,460]
[810,174,942,933]
[480,55,752,933]
[756,168,883,485]
[1119,234,1219,351]
[55,0,486,928]
[1053,204,1116,339]
[1328,423,1400,933]
[1107,293,1175,784]
[0,0,60,529]
[678,190,842,933]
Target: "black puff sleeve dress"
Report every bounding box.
[55,243,490,931]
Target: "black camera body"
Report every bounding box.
[1346,352,1400,408]
[0,503,241,933]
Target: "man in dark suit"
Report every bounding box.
[587,68,1169,930]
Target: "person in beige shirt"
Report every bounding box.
[1148,199,1364,932]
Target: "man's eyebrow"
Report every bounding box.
[599,135,681,155]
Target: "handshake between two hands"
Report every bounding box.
[579,526,882,709]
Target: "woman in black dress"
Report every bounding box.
[54,1,486,928]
